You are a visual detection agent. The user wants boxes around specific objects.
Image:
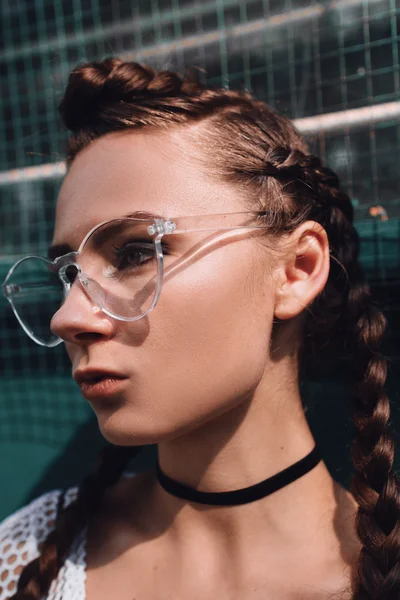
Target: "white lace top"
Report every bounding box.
[0,473,136,600]
[0,487,85,600]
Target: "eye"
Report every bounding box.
[112,242,154,270]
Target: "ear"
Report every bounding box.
[273,221,330,320]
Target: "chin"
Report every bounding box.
[97,421,160,446]
[95,412,176,446]
[96,408,211,447]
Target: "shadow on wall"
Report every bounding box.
[25,416,158,506]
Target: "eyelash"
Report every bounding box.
[112,241,170,271]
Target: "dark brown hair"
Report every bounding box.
[11,58,400,599]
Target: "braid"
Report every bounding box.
[59,57,205,132]
[289,157,400,597]
[11,445,140,600]
[260,143,400,595]
[343,247,400,597]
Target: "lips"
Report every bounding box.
[73,369,129,400]
[73,369,128,385]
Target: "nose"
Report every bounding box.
[50,279,115,344]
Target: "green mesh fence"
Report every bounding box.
[0,0,400,519]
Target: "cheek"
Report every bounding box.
[104,243,274,444]
[167,245,271,366]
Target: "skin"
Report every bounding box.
[51,128,361,599]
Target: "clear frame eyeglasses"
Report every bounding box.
[2,210,270,347]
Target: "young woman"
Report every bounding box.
[0,57,398,600]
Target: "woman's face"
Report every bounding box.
[50,130,277,445]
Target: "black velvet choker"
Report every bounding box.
[155,445,321,506]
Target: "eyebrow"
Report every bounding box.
[47,243,73,261]
[124,210,164,220]
[47,210,165,261]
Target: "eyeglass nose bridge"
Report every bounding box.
[55,254,105,312]
[54,252,85,296]
[58,262,78,292]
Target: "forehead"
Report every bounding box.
[53,129,244,248]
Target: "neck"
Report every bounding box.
[152,371,336,540]
[126,364,360,591]
[121,362,360,593]
[158,369,314,487]
[149,401,357,579]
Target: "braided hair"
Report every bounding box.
[11,58,399,599]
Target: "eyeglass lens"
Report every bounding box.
[5,219,160,346]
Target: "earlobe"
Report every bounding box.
[273,222,330,320]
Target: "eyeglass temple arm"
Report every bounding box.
[147,212,270,236]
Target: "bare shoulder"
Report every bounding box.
[330,480,361,598]
[332,480,360,549]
